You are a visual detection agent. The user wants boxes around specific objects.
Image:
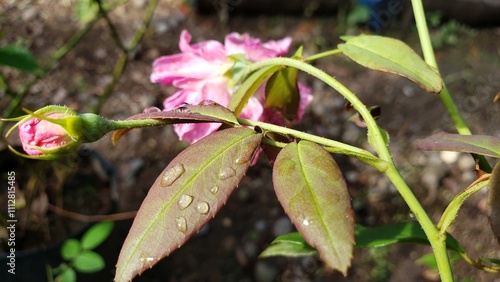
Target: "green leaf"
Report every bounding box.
[355,222,465,254]
[228,65,281,116]
[273,141,354,275]
[0,45,42,74]
[61,239,81,261]
[55,268,76,282]
[338,35,443,93]
[488,162,500,245]
[264,46,303,120]
[115,128,262,282]
[265,66,300,121]
[415,132,500,159]
[73,251,105,273]
[81,221,114,250]
[259,232,317,258]
[438,175,490,234]
[260,223,467,260]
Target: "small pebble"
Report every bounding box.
[439,151,460,164]
[458,154,474,171]
[254,261,278,282]
[273,216,293,237]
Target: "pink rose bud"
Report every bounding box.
[19,112,75,156]
[12,106,84,158]
[1,105,88,159]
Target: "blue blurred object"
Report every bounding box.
[359,0,404,33]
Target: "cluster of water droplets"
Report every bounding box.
[158,144,256,235]
[173,194,213,234]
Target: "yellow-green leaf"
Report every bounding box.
[488,162,500,245]
[338,35,443,93]
[228,65,281,116]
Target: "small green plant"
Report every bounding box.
[427,12,475,49]
[47,221,114,282]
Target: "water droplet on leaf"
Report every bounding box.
[218,167,236,180]
[139,252,156,268]
[200,100,218,106]
[177,194,193,210]
[302,218,310,226]
[234,150,255,165]
[161,164,185,186]
[143,107,161,113]
[174,106,191,113]
[209,186,219,194]
[297,214,312,227]
[176,216,187,233]
[196,201,210,214]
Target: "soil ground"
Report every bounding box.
[1,1,499,281]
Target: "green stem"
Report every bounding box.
[245,56,454,282]
[96,0,127,52]
[304,49,342,62]
[411,0,491,172]
[412,0,468,134]
[237,118,376,158]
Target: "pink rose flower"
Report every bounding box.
[151,30,312,143]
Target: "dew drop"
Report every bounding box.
[234,151,254,165]
[161,164,185,186]
[138,252,156,268]
[302,218,310,226]
[174,106,191,113]
[298,214,311,227]
[139,257,155,268]
[218,167,236,180]
[209,185,219,195]
[177,194,193,210]
[143,107,161,113]
[195,201,210,214]
[176,216,187,234]
[199,99,217,106]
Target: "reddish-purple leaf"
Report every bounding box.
[114,128,262,282]
[488,162,500,245]
[415,132,500,158]
[272,141,355,275]
[112,101,238,143]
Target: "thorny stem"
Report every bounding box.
[411,0,491,172]
[459,253,500,273]
[246,56,454,282]
[49,204,136,222]
[96,0,127,52]
[0,1,124,136]
[0,17,99,136]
